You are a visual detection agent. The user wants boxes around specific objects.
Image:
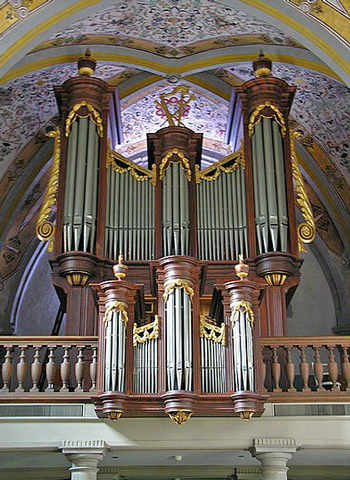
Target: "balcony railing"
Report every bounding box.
[0,336,349,405]
[0,337,98,399]
[261,336,350,399]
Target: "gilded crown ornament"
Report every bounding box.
[113,255,128,281]
[235,254,249,280]
[78,48,96,76]
[253,51,272,77]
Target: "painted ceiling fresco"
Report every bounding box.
[0,62,126,177]
[223,63,350,181]
[49,0,302,50]
[119,82,229,153]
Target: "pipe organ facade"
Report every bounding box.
[36,50,315,422]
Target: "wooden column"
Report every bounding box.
[90,277,141,419]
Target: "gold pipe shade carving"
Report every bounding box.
[248,102,286,137]
[200,316,226,346]
[154,85,196,127]
[133,315,160,346]
[195,147,245,183]
[107,145,157,186]
[36,126,61,251]
[163,279,194,302]
[168,410,193,425]
[65,101,103,138]
[265,273,287,286]
[290,130,316,252]
[230,300,255,326]
[66,272,89,286]
[104,301,129,326]
[159,148,192,182]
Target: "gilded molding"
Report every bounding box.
[290,130,316,252]
[104,301,128,326]
[133,315,159,346]
[107,146,156,185]
[163,279,194,302]
[200,316,226,345]
[65,101,103,137]
[35,126,60,251]
[195,147,244,183]
[248,102,286,137]
[230,300,255,326]
[159,148,192,182]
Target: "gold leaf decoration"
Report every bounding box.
[133,315,160,346]
[195,147,244,183]
[65,101,103,137]
[36,126,61,251]
[248,102,286,137]
[159,148,192,182]
[107,146,156,185]
[163,279,194,302]
[290,130,316,251]
[230,300,255,326]
[104,301,129,326]
[199,316,226,345]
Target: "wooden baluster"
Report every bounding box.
[299,346,310,392]
[60,347,71,392]
[327,346,339,391]
[341,347,350,391]
[261,351,267,392]
[285,347,296,392]
[75,347,85,392]
[30,347,42,392]
[45,347,56,392]
[313,346,324,391]
[1,347,13,393]
[271,347,281,392]
[15,346,27,392]
[90,346,97,392]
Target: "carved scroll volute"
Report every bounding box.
[90,278,142,421]
[147,127,203,259]
[53,61,116,258]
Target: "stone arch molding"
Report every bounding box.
[0,0,349,86]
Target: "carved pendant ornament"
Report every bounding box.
[65,101,103,138]
[103,301,129,326]
[163,278,194,302]
[248,102,286,137]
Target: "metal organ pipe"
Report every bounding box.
[63,118,99,254]
[251,118,288,253]
[104,310,126,393]
[196,164,248,261]
[104,167,154,261]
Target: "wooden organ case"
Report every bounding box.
[36,51,315,422]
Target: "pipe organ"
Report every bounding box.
[36,51,315,421]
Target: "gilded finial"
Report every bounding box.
[235,254,249,280]
[113,254,128,281]
[78,48,96,76]
[253,50,272,77]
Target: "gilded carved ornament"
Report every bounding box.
[133,315,159,346]
[230,300,255,326]
[159,148,192,182]
[107,145,156,186]
[104,301,129,326]
[36,126,61,251]
[65,101,103,138]
[163,279,194,303]
[154,85,196,127]
[168,410,193,425]
[195,147,245,183]
[290,130,316,252]
[248,102,286,137]
[200,316,226,346]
